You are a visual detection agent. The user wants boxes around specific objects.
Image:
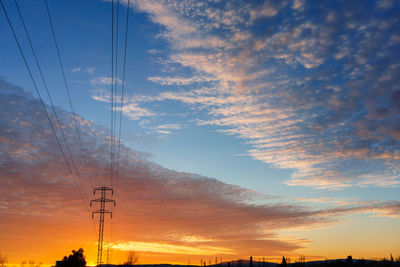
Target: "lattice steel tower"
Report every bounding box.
[91,187,115,266]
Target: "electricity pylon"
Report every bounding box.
[91,187,115,267]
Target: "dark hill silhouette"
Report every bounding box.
[96,256,400,267]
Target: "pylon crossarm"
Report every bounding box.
[93,186,114,194]
[91,198,115,202]
[90,198,116,206]
[92,210,113,218]
[92,210,112,214]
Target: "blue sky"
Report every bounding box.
[1,0,400,263]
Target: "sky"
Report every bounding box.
[0,0,400,266]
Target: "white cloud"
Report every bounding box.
[91,76,122,85]
[85,67,95,74]
[157,123,181,130]
[292,0,305,11]
[119,102,155,120]
[376,0,393,9]
[154,123,182,135]
[148,75,216,86]
[249,3,278,21]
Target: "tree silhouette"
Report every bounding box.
[0,252,7,267]
[56,248,86,267]
[124,251,139,266]
[281,257,286,267]
[297,256,305,263]
[347,255,353,265]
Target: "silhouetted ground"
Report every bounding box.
[99,259,400,267]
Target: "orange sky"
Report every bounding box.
[1,129,399,267]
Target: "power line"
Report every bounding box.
[108,1,122,259]
[13,0,93,203]
[110,0,115,188]
[112,0,120,190]
[115,0,130,196]
[0,0,90,212]
[43,0,94,188]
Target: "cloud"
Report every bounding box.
[111,241,234,255]
[119,102,155,120]
[121,0,400,189]
[376,0,394,9]
[292,0,305,11]
[148,75,217,86]
[71,67,95,74]
[91,76,122,85]
[85,67,96,74]
[91,89,154,120]
[248,2,279,21]
[1,78,399,264]
[147,49,161,54]
[157,123,181,130]
[154,123,182,135]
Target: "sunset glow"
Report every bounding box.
[0,0,399,266]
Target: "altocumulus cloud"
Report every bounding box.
[1,78,399,261]
[111,0,400,189]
